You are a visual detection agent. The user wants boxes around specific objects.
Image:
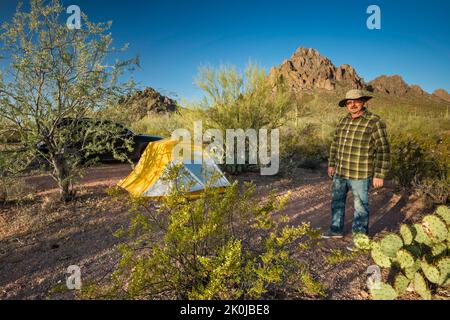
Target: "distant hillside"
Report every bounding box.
[119,87,179,117]
[268,47,450,114]
[433,89,450,103]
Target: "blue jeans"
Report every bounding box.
[331,175,372,235]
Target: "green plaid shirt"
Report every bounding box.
[329,109,391,180]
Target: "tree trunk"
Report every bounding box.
[0,182,6,205]
[53,155,75,202]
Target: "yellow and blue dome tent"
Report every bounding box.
[118,138,230,198]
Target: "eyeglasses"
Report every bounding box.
[346,100,364,106]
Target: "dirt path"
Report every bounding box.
[0,163,431,299]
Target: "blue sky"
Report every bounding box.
[1,0,449,102]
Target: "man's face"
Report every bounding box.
[346,99,365,114]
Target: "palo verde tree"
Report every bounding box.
[195,63,295,174]
[0,0,137,201]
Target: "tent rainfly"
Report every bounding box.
[117,138,230,198]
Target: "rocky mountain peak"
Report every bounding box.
[269,47,365,92]
[119,87,178,119]
[367,75,410,95]
[367,75,433,98]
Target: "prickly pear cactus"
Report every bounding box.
[420,260,442,284]
[396,249,415,269]
[413,223,432,246]
[368,206,449,300]
[435,206,450,225]
[404,264,418,280]
[414,272,431,300]
[353,233,371,250]
[370,282,398,300]
[380,234,403,258]
[400,224,414,245]
[431,243,447,257]
[371,242,392,268]
[422,215,448,243]
[437,257,450,286]
[394,274,410,295]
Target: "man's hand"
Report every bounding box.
[373,178,384,188]
[328,167,336,178]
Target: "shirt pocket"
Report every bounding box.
[352,124,372,144]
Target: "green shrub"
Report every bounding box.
[194,63,295,174]
[389,133,449,189]
[414,177,450,205]
[81,166,321,300]
[131,111,197,137]
[356,206,450,300]
[0,148,34,204]
[280,124,330,171]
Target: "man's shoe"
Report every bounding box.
[321,230,344,239]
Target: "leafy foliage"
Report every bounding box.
[194,63,295,174]
[81,166,321,299]
[0,0,136,201]
[389,133,449,191]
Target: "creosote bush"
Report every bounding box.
[81,165,321,300]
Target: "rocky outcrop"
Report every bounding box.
[433,89,450,102]
[367,75,410,95]
[367,75,433,98]
[118,87,178,119]
[269,47,365,92]
[409,85,426,96]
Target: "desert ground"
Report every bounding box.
[0,163,434,300]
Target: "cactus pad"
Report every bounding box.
[371,242,392,268]
[380,234,403,258]
[421,261,442,285]
[404,263,419,280]
[370,282,398,300]
[396,249,415,269]
[435,206,450,225]
[394,274,411,295]
[353,233,371,250]
[422,215,448,243]
[400,224,414,245]
[413,223,432,246]
[431,243,447,257]
[437,257,450,286]
[414,272,431,300]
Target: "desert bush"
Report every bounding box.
[194,63,296,174]
[0,147,34,204]
[353,206,450,300]
[389,133,449,190]
[81,166,321,300]
[131,108,205,138]
[414,177,450,205]
[279,124,330,172]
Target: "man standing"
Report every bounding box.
[323,89,391,239]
